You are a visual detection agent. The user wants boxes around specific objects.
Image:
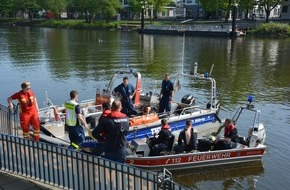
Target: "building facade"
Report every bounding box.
[281,0,290,19]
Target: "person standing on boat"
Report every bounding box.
[7,81,40,141]
[90,103,111,156]
[113,77,137,116]
[149,119,173,156]
[94,100,129,163]
[98,102,112,122]
[91,102,111,143]
[159,73,174,114]
[174,120,197,153]
[65,90,88,149]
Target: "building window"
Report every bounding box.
[282,6,288,13]
[187,1,192,3]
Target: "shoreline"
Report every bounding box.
[1,18,289,37]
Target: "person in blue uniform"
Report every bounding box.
[159,73,174,114]
[113,77,137,116]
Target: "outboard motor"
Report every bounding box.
[130,139,151,157]
[248,123,266,147]
[181,94,195,105]
[206,100,220,110]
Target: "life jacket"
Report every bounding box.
[129,113,159,126]
[65,100,78,126]
[161,124,170,130]
[224,124,235,138]
[102,110,111,118]
[18,90,36,113]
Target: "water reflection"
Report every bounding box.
[173,161,264,190]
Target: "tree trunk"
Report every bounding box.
[85,11,88,23]
[153,10,157,20]
[28,11,33,23]
[265,9,270,22]
[245,9,249,20]
[225,0,232,23]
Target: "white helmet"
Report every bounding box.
[208,135,216,142]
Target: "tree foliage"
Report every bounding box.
[128,0,141,19]
[98,0,121,20]
[0,0,12,17]
[257,0,285,22]
[198,0,228,12]
[239,0,257,19]
[44,0,66,18]
[67,0,121,22]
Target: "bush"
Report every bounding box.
[248,22,290,37]
[38,19,121,30]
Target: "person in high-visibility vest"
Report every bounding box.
[7,82,40,141]
[65,90,88,149]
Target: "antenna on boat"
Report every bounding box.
[45,91,50,106]
[209,64,215,76]
[181,33,185,75]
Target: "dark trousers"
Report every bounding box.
[104,148,126,163]
[67,125,85,148]
[149,143,168,156]
[159,96,171,113]
[121,99,137,116]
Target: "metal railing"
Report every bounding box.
[0,104,188,190]
[0,104,20,136]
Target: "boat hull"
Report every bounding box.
[125,145,266,171]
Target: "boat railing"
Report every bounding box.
[179,105,201,115]
[81,104,103,118]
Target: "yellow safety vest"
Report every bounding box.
[65,100,78,126]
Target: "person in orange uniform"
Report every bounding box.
[7,82,40,141]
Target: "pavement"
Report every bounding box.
[0,171,56,190]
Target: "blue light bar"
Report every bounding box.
[248,95,254,103]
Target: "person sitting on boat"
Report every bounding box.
[222,119,239,143]
[149,119,172,156]
[93,100,129,163]
[65,90,88,150]
[158,73,174,114]
[143,106,151,115]
[113,76,137,116]
[174,120,197,153]
[214,119,239,150]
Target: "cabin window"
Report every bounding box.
[282,6,288,13]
